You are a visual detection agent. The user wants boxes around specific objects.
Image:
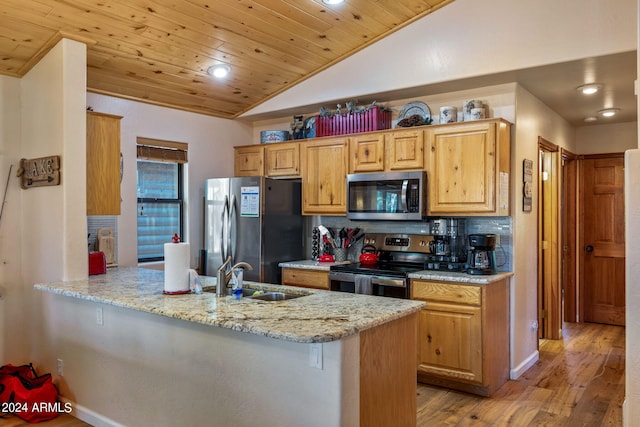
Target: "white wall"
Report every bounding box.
[244,0,636,118]
[0,75,24,362]
[577,122,638,154]
[33,292,358,427]
[510,85,576,375]
[85,94,252,267]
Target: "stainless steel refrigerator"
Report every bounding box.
[203,176,303,284]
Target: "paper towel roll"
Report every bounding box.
[164,242,190,293]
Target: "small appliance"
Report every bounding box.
[346,171,427,220]
[424,218,467,272]
[466,234,497,275]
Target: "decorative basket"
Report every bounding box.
[315,106,391,137]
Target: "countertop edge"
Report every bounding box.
[34,268,425,344]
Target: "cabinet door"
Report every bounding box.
[281,268,329,289]
[417,302,482,383]
[301,138,348,215]
[234,146,264,176]
[87,112,122,215]
[386,129,424,170]
[265,142,299,177]
[349,133,385,173]
[427,122,497,214]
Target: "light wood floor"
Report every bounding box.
[417,321,625,426]
[1,322,624,427]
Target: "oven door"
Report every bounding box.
[329,271,409,299]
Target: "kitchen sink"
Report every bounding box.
[246,291,305,301]
[201,286,308,301]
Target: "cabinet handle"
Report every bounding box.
[427,334,432,343]
[435,348,441,356]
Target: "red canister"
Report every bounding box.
[88,251,106,275]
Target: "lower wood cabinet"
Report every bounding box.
[412,278,510,396]
[281,268,329,290]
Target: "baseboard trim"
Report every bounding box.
[510,350,539,379]
[59,396,124,427]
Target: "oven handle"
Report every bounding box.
[400,179,409,213]
[329,272,406,288]
[371,277,406,288]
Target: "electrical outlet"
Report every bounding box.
[57,358,63,376]
[309,343,323,369]
[96,307,103,325]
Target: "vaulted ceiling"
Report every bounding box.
[0,0,453,119]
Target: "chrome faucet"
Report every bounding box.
[216,256,253,297]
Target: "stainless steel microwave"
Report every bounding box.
[346,171,427,220]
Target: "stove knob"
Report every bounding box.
[433,263,440,270]
[447,264,455,270]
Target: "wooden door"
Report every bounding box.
[301,138,348,215]
[580,156,625,326]
[265,142,299,177]
[234,145,264,176]
[417,302,483,383]
[87,111,122,215]
[349,133,385,173]
[386,129,424,170]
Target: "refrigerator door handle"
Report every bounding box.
[229,194,237,263]
[221,195,229,263]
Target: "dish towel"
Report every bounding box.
[354,274,373,295]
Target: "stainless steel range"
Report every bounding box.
[329,233,435,299]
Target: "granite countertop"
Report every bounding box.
[409,270,514,284]
[34,267,424,344]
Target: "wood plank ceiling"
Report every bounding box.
[0,0,453,119]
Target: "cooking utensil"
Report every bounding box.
[317,225,337,247]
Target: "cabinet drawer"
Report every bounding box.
[282,268,329,290]
[412,280,481,305]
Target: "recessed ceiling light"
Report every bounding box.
[598,108,620,117]
[577,84,602,95]
[207,64,231,78]
[584,116,598,123]
[322,0,344,4]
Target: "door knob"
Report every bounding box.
[585,245,594,252]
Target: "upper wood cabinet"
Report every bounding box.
[349,133,385,173]
[426,119,511,216]
[234,145,264,176]
[349,129,424,173]
[301,137,348,215]
[265,142,300,177]
[87,111,122,216]
[386,129,424,171]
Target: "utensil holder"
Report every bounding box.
[333,248,347,262]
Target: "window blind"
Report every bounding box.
[136,137,188,163]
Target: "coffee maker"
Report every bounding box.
[466,234,497,275]
[425,219,466,271]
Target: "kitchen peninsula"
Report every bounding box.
[34,267,424,427]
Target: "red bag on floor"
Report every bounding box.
[0,363,59,423]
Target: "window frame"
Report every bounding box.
[135,137,188,263]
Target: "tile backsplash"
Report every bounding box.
[305,216,513,272]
